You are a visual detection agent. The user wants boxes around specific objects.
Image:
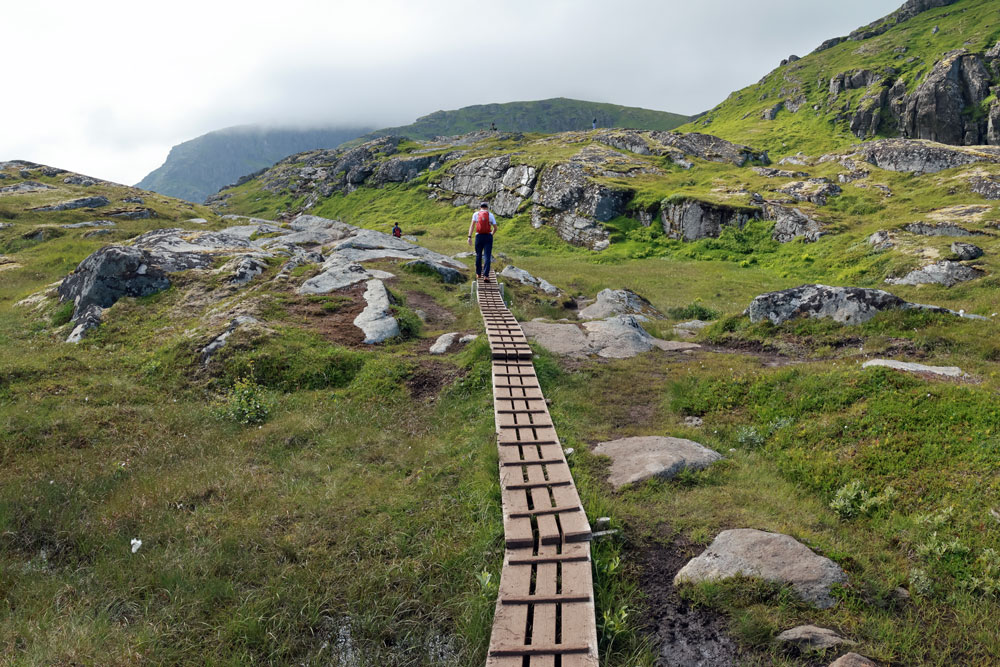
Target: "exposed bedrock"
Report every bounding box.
[660,199,752,241]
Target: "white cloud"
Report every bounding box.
[0,0,902,185]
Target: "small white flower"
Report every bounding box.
[131,538,142,553]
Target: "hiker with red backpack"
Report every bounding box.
[392,222,402,238]
[467,201,498,281]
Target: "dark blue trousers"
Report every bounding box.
[475,233,493,277]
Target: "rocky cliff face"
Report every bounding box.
[214,130,770,251]
[830,42,1000,145]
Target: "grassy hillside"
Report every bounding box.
[136,125,371,204]
[678,0,1000,158]
[359,98,691,141]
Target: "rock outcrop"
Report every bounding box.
[858,140,1000,173]
[903,222,981,237]
[498,266,559,295]
[521,315,698,359]
[32,196,110,211]
[886,260,984,287]
[776,179,841,206]
[661,199,753,241]
[862,359,965,378]
[748,283,985,325]
[970,174,1000,199]
[353,280,399,344]
[591,436,722,489]
[674,529,849,609]
[952,242,983,260]
[58,245,175,315]
[577,288,659,320]
[764,204,824,243]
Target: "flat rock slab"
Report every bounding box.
[885,260,984,287]
[674,528,848,609]
[521,316,699,359]
[862,359,965,377]
[353,279,399,344]
[591,436,722,489]
[776,625,856,651]
[829,653,878,667]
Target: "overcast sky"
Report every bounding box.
[1,0,902,185]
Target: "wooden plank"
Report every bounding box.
[530,543,558,667]
[509,505,581,518]
[560,555,599,666]
[551,484,592,543]
[486,551,532,667]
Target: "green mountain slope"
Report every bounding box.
[359,97,692,141]
[679,0,1000,157]
[136,125,371,204]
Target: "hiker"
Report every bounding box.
[490,121,497,131]
[592,118,597,130]
[467,201,498,281]
[392,222,402,238]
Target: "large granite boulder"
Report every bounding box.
[661,199,753,241]
[885,260,984,287]
[747,285,909,325]
[577,288,660,320]
[591,436,722,489]
[58,245,173,314]
[674,529,848,608]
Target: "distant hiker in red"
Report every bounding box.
[392,222,402,238]
[467,201,497,281]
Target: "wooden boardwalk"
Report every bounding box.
[478,273,599,666]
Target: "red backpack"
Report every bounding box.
[475,210,492,234]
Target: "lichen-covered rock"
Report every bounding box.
[970,174,1000,199]
[577,288,659,320]
[32,196,110,211]
[58,245,173,315]
[886,260,984,287]
[752,167,808,178]
[765,204,823,243]
[66,304,103,344]
[952,242,984,260]
[747,284,909,325]
[775,179,841,206]
[868,230,894,250]
[674,529,848,609]
[661,199,753,241]
[903,222,981,237]
[858,139,1000,173]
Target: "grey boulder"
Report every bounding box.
[862,359,965,378]
[499,265,559,295]
[903,222,981,237]
[747,285,908,325]
[33,196,110,211]
[858,139,1000,173]
[404,259,464,283]
[952,242,984,260]
[674,529,848,609]
[765,204,823,243]
[591,436,722,489]
[429,332,458,355]
[775,625,856,651]
[577,288,660,320]
[58,245,172,315]
[65,304,103,344]
[886,260,984,287]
